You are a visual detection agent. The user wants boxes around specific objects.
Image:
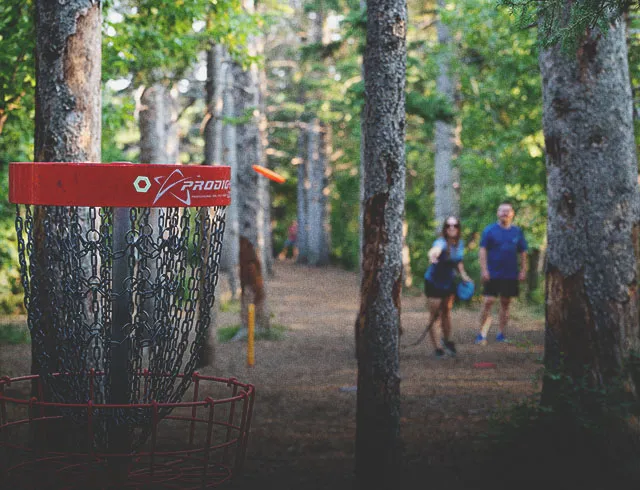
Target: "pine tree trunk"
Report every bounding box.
[205,44,224,166]
[33,1,102,379]
[295,128,309,264]
[233,7,270,330]
[139,85,167,163]
[256,40,273,276]
[33,0,102,452]
[355,0,406,486]
[221,52,240,299]
[165,85,179,163]
[540,17,640,432]
[433,0,458,226]
[305,6,331,267]
[306,119,330,265]
[198,44,226,368]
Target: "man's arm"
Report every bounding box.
[518,251,527,282]
[479,247,489,282]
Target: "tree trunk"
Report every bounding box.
[539,16,640,430]
[256,35,274,276]
[139,84,167,163]
[354,0,406,486]
[295,128,309,264]
[305,6,331,267]
[307,118,330,265]
[33,0,101,451]
[165,85,179,163]
[197,44,226,368]
[33,0,102,379]
[233,3,270,330]
[205,44,224,166]
[433,0,458,226]
[221,50,240,299]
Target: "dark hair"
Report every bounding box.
[441,216,461,246]
[499,200,515,210]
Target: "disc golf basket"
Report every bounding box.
[1,162,255,489]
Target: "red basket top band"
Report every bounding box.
[9,162,231,207]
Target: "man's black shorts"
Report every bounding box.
[424,279,455,298]
[483,278,519,298]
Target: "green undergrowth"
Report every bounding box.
[219,298,241,314]
[217,324,287,343]
[473,365,640,489]
[0,322,29,344]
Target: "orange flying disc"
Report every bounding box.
[252,165,286,184]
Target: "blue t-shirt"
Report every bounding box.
[480,222,527,280]
[424,237,464,289]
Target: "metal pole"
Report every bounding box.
[110,206,132,484]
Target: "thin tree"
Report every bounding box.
[354,0,407,487]
[433,0,459,225]
[539,9,640,443]
[234,0,270,331]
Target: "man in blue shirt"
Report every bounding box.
[475,201,528,344]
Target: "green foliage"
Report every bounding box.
[103,0,258,86]
[217,324,287,342]
[483,362,640,485]
[504,0,624,50]
[0,322,29,344]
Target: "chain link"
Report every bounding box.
[14,204,227,450]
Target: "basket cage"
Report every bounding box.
[12,204,230,441]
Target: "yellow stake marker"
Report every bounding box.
[247,303,255,367]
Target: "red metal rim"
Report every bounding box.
[9,162,231,207]
[0,372,255,489]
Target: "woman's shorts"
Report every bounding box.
[424,279,455,298]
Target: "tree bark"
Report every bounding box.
[307,118,330,265]
[305,6,331,267]
[33,0,101,453]
[221,51,240,299]
[295,127,309,264]
[33,1,102,379]
[540,17,640,426]
[204,44,224,166]
[233,1,270,329]
[354,0,406,486]
[197,44,226,368]
[139,84,167,163]
[433,0,458,226]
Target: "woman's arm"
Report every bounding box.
[457,262,472,283]
[428,245,443,264]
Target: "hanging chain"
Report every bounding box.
[14,204,227,450]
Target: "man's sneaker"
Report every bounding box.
[442,340,457,357]
[475,333,487,345]
[434,348,446,359]
[496,332,508,343]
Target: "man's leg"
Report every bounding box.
[498,297,512,337]
[476,295,495,344]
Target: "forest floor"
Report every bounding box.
[2,260,603,489]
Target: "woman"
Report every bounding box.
[423,216,473,358]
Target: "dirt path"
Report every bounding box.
[208,261,544,488]
[0,261,544,489]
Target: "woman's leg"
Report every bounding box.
[440,294,455,342]
[440,294,457,355]
[427,297,443,351]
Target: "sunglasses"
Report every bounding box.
[446,222,460,228]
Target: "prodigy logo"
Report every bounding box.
[137,169,231,206]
